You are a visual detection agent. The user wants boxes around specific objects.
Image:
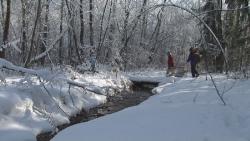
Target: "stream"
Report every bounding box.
[37,82,158,141]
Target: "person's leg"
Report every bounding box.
[91,64,95,72]
[194,64,199,77]
[166,68,169,75]
[191,64,195,77]
[170,67,175,76]
[166,66,173,76]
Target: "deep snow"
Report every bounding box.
[52,73,250,141]
[0,66,130,141]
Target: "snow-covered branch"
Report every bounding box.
[29,28,68,65]
[0,58,105,95]
[66,80,105,95]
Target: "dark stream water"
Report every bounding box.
[37,83,157,141]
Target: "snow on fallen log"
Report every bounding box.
[0,58,37,75]
[0,58,106,95]
[66,79,106,95]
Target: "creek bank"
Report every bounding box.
[37,82,158,141]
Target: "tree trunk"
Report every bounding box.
[201,0,225,72]
[89,0,94,46]
[139,0,147,48]
[40,0,50,66]
[59,0,64,65]
[97,0,109,61]
[106,0,117,61]
[0,0,11,58]
[97,0,112,63]
[24,0,41,67]
[65,0,72,64]
[215,0,224,73]
[80,0,84,46]
[65,0,82,65]
[21,0,27,63]
[121,0,130,57]
[0,0,4,26]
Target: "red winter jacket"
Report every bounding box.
[168,55,174,67]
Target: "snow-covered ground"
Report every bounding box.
[0,66,130,141]
[126,70,168,83]
[52,73,250,141]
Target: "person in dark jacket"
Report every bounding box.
[166,51,175,76]
[187,47,199,77]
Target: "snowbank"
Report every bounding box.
[0,66,130,141]
[52,75,250,141]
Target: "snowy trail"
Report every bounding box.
[52,74,250,141]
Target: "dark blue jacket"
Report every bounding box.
[187,53,198,65]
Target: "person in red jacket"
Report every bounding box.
[166,51,175,76]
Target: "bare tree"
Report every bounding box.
[0,0,11,58]
[24,0,42,67]
[40,0,50,66]
[139,0,148,48]
[80,0,84,46]
[59,0,64,65]
[97,0,113,63]
[65,0,82,65]
[148,0,167,63]
[106,0,117,62]
[97,0,109,61]
[89,0,94,46]
[21,0,28,63]
[0,0,4,25]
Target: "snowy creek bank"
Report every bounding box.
[0,62,135,141]
[37,81,158,141]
